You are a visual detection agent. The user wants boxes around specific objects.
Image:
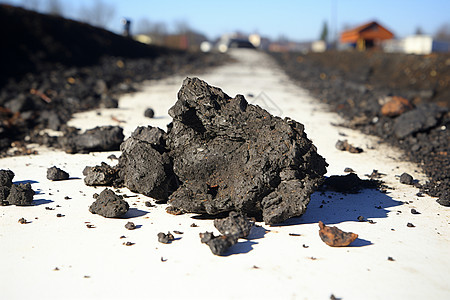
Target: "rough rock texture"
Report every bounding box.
[117,126,177,201]
[157,232,175,244]
[0,169,14,205]
[6,183,34,206]
[83,162,120,186]
[60,126,124,153]
[144,108,155,118]
[47,166,69,181]
[89,188,129,218]
[399,172,414,185]
[318,221,358,247]
[393,104,446,139]
[335,140,363,153]
[200,231,238,256]
[214,211,253,238]
[166,77,328,224]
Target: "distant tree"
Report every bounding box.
[415,26,424,35]
[434,23,450,41]
[320,21,329,42]
[78,0,116,29]
[174,19,190,34]
[46,0,63,16]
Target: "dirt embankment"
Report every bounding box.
[271,50,449,205]
[0,5,229,155]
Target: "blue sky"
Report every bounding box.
[4,0,450,41]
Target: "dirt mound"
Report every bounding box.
[0,5,228,156]
[271,50,450,205]
[86,77,328,224]
[0,4,170,87]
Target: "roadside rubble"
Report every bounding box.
[89,188,129,218]
[0,169,34,206]
[200,211,254,256]
[47,166,69,181]
[84,77,328,225]
[271,51,449,207]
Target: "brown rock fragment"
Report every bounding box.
[335,140,363,153]
[318,221,358,247]
[380,96,413,117]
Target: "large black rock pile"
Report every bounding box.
[84,78,328,224]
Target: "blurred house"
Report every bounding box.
[383,35,450,54]
[340,21,394,50]
[133,31,207,51]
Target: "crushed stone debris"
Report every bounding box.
[46,166,69,181]
[89,188,129,218]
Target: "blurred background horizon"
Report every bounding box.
[2,0,450,43]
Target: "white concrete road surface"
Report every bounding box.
[1,49,449,300]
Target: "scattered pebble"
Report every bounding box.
[335,139,363,153]
[344,167,354,173]
[18,217,28,224]
[200,231,237,256]
[411,208,421,215]
[157,232,175,244]
[407,222,416,228]
[144,108,155,118]
[399,172,414,185]
[125,222,136,230]
[123,242,135,246]
[387,256,395,261]
[46,166,69,181]
[144,201,155,207]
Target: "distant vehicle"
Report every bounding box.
[217,38,256,53]
[228,38,256,49]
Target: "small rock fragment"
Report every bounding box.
[407,222,415,228]
[335,140,363,153]
[344,167,354,173]
[199,231,238,256]
[411,208,420,215]
[46,166,69,181]
[393,104,447,139]
[318,221,358,247]
[125,221,136,230]
[60,126,124,153]
[89,188,129,218]
[123,242,135,246]
[18,217,28,224]
[213,211,253,238]
[387,256,395,261]
[83,162,120,186]
[144,108,155,118]
[157,232,175,244]
[144,201,155,207]
[380,96,413,117]
[118,126,177,201]
[6,183,34,206]
[399,173,414,185]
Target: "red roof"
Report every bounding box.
[340,21,394,43]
